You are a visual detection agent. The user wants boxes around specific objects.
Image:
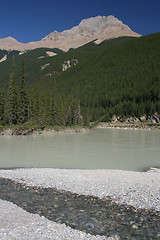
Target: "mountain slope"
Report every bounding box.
[0,36,136,87]
[0,15,141,51]
[55,33,160,105]
[0,33,159,123]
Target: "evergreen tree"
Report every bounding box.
[66,100,74,126]
[38,91,46,126]
[28,93,34,120]
[50,94,57,126]
[18,59,28,123]
[8,71,18,125]
[0,88,5,121]
[56,96,65,126]
[72,99,81,125]
[82,102,90,126]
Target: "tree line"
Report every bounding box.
[54,33,160,121]
[0,33,160,128]
[0,60,90,128]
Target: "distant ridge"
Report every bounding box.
[0,15,141,51]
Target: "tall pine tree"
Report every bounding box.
[18,59,28,123]
[8,70,18,125]
[0,88,5,121]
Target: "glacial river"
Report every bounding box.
[0,128,160,171]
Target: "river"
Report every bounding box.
[0,128,160,171]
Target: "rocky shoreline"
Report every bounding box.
[0,177,159,239]
[0,113,160,135]
[0,168,159,239]
[97,122,160,130]
[0,126,88,136]
[99,113,160,130]
[0,122,160,136]
[0,168,159,211]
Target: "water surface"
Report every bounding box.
[0,128,160,171]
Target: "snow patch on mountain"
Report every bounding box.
[46,51,57,57]
[0,55,7,63]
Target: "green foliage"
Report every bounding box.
[8,70,18,125]
[0,87,5,122]
[18,59,29,123]
[1,33,160,126]
[65,98,81,126]
[54,33,160,120]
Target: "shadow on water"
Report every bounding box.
[0,178,159,239]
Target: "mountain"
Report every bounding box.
[0,15,141,51]
[0,33,160,126]
[0,36,137,87]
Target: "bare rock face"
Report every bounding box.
[0,15,141,51]
[111,113,160,124]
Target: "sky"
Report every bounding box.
[0,0,159,43]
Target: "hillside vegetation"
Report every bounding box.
[55,33,160,120]
[0,33,160,129]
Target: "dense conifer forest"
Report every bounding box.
[0,33,160,129]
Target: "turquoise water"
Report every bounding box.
[0,128,160,171]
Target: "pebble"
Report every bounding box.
[132,224,138,230]
[0,168,159,211]
[0,177,159,239]
[0,167,160,240]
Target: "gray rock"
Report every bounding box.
[0,168,159,211]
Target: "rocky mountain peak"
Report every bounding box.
[0,15,141,51]
[42,30,61,41]
[79,15,130,30]
[0,36,18,42]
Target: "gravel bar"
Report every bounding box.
[0,168,159,240]
[0,168,159,211]
[0,199,108,240]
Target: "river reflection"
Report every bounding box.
[0,128,160,171]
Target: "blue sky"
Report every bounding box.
[0,0,159,43]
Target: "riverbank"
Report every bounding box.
[97,122,160,130]
[0,199,106,240]
[0,125,88,136]
[0,168,159,239]
[0,168,159,211]
[0,121,160,136]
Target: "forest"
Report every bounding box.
[0,62,86,129]
[0,33,160,129]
